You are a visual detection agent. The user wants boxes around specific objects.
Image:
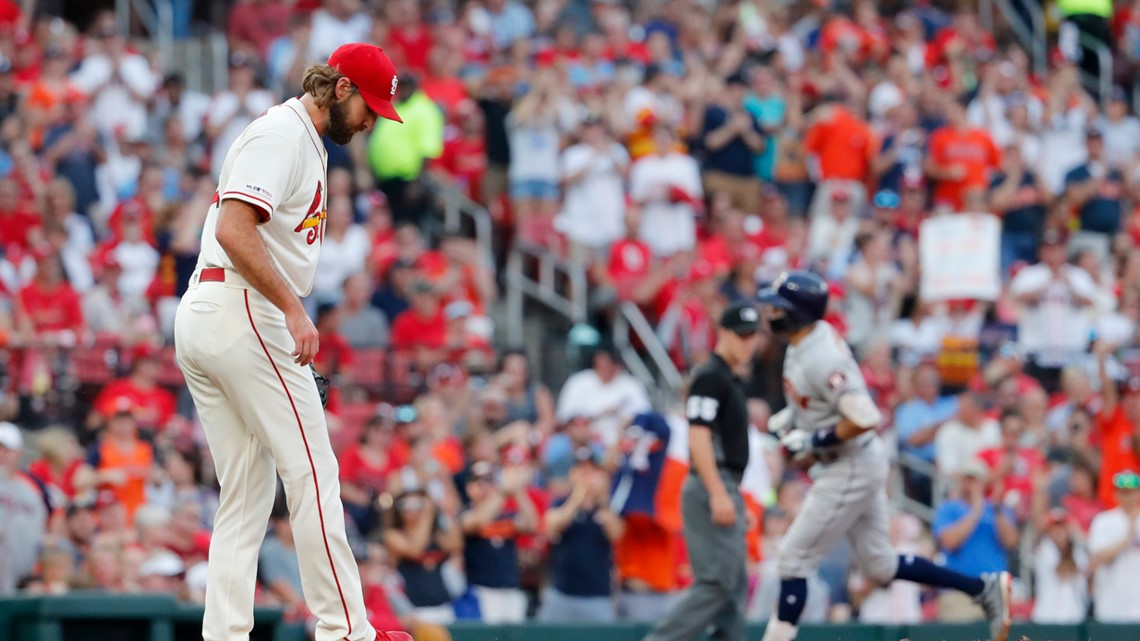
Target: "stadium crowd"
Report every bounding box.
[5,0,1140,636]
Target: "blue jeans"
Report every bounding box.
[1000,230,1039,278]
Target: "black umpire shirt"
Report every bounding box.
[685,353,750,474]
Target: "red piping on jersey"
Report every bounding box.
[244,291,353,638]
[219,190,272,222]
[285,102,329,244]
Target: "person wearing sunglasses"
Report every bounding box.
[1088,470,1140,621]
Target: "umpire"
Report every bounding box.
[642,301,760,641]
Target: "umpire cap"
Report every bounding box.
[757,270,829,327]
[720,301,761,335]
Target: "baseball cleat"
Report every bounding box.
[975,571,1012,641]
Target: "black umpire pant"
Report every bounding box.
[643,470,748,641]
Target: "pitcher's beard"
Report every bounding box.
[328,98,355,145]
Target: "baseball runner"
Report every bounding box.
[756,271,1012,641]
[174,44,409,641]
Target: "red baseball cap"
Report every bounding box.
[328,43,403,123]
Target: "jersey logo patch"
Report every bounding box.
[245,184,273,200]
[827,370,848,392]
[294,181,326,245]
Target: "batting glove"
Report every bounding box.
[768,407,797,437]
[780,428,813,457]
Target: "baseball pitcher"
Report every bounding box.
[174,44,408,641]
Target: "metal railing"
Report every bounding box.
[116,0,174,67]
[891,451,941,524]
[429,177,496,277]
[613,301,685,408]
[504,242,588,339]
[980,0,1047,77]
[1078,31,1114,106]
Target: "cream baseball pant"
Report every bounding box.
[175,269,376,641]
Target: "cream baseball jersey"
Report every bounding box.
[197,97,328,297]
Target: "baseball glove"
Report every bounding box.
[311,365,331,408]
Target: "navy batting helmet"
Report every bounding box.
[756,270,829,331]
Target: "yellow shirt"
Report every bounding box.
[368,91,444,181]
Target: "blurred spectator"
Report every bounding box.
[556,340,651,447]
[19,251,85,344]
[205,52,275,182]
[341,414,399,532]
[358,542,445,640]
[93,344,176,435]
[459,461,538,623]
[700,73,764,214]
[894,364,957,503]
[147,446,219,530]
[1031,509,1089,623]
[629,123,702,258]
[1089,469,1140,622]
[138,549,186,598]
[88,404,155,524]
[506,71,568,246]
[1052,454,1103,535]
[434,99,486,203]
[258,500,307,621]
[1095,345,1140,508]
[369,76,444,224]
[307,0,373,62]
[743,66,786,186]
[29,546,75,595]
[843,230,905,350]
[1099,88,1140,169]
[110,210,160,302]
[151,73,211,146]
[339,273,389,348]
[989,142,1051,277]
[0,422,47,595]
[804,95,875,202]
[382,489,463,624]
[977,410,1046,522]
[475,67,516,211]
[227,0,292,61]
[313,195,371,307]
[807,184,859,275]
[557,114,629,265]
[390,281,447,367]
[26,426,95,504]
[494,350,555,436]
[935,390,1001,477]
[484,0,536,51]
[872,102,926,195]
[373,257,416,323]
[925,94,1001,212]
[1009,230,1098,392]
[607,411,681,621]
[539,448,623,622]
[1066,127,1125,257]
[931,459,1018,621]
[68,18,158,142]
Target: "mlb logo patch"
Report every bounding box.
[245,184,273,200]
